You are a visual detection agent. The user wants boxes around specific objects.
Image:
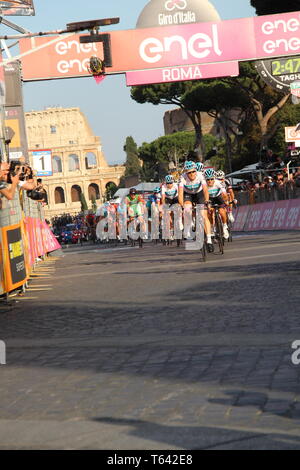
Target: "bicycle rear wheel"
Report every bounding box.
[215,213,224,255]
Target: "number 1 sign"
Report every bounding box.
[31,149,53,177]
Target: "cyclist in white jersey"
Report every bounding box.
[204,168,230,239]
[161,175,179,206]
[215,170,237,223]
[178,161,212,249]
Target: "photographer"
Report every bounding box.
[0,161,20,201]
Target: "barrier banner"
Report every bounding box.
[0,230,4,296]
[233,199,300,232]
[41,221,61,253]
[232,205,250,231]
[284,199,300,230]
[23,217,36,266]
[1,223,27,292]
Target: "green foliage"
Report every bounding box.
[138,131,223,180]
[269,103,300,154]
[91,195,97,213]
[124,136,141,177]
[105,182,118,200]
[250,0,300,15]
[80,193,88,212]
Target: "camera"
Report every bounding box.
[7,161,26,183]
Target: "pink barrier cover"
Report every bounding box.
[233,200,300,232]
[232,205,250,231]
[24,218,61,265]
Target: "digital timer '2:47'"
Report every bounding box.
[271,57,300,76]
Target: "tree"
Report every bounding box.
[131,82,207,160]
[221,62,291,153]
[105,182,118,200]
[124,136,142,178]
[91,195,97,213]
[138,131,222,180]
[250,0,300,15]
[181,81,250,173]
[80,193,88,212]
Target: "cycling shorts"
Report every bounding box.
[184,192,205,205]
[165,197,179,206]
[209,195,224,206]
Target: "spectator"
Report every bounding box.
[0,161,20,201]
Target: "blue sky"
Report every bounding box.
[5,1,256,164]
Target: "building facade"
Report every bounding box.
[25,107,124,218]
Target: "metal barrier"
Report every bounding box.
[236,185,300,206]
[0,188,60,297]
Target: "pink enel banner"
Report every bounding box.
[232,199,300,232]
[24,217,61,265]
[18,11,300,81]
[126,61,239,86]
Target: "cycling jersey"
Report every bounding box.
[179,171,207,194]
[207,180,227,199]
[161,183,179,200]
[126,194,143,217]
[219,179,232,191]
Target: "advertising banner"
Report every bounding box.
[285,126,300,143]
[31,149,53,177]
[232,205,250,232]
[0,230,4,296]
[126,61,239,86]
[18,11,300,81]
[0,0,35,16]
[1,223,27,292]
[233,200,300,232]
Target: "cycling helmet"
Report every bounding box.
[129,188,137,194]
[204,168,216,179]
[165,175,174,184]
[153,187,161,193]
[215,170,225,179]
[196,162,204,172]
[184,161,197,172]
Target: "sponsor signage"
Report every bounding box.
[126,61,239,86]
[18,11,300,82]
[31,149,53,177]
[233,200,300,232]
[255,55,300,92]
[2,224,27,291]
[285,126,300,142]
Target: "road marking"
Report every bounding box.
[53,249,300,280]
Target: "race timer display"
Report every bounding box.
[255,55,300,93]
[271,57,300,76]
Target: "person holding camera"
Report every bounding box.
[0,161,20,201]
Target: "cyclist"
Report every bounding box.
[204,168,230,240]
[161,175,181,240]
[125,188,147,240]
[178,161,213,250]
[125,188,144,219]
[195,162,204,173]
[215,170,236,223]
[161,175,179,206]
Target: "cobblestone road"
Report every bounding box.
[0,232,300,449]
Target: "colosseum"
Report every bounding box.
[25,107,125,218]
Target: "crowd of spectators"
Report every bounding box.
[0,160,48,209]
[234,149,300,204]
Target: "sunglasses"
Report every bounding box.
[206,178,215,181]
[187,170,196,174]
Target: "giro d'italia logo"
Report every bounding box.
[165,0,187,11]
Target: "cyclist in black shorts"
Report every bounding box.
[178,161,212,249]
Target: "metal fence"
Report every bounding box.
[236,184,300,206]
